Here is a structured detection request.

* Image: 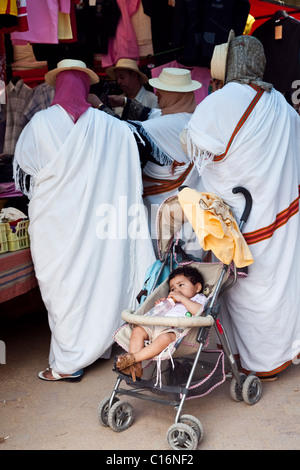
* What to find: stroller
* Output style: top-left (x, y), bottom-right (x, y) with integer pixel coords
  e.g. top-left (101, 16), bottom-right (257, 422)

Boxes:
top-left (98, 187), bottom-right (262, 450)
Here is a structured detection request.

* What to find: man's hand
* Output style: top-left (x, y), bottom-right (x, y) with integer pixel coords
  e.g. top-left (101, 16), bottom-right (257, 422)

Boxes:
top-left (108, 94), bottom-right (126, 108)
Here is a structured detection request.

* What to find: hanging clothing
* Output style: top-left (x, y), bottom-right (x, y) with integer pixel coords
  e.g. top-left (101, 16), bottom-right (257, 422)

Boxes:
top-left (13, 105), bottom-right (155, 374)
top-left (4, 78), bottom-right (33, 156)
top-left (0, 0), bottom-right (28, 34)
top-left (71, 0), bottom-right (121, 54)
top-left (23, 83), bottom-right (55, 122)
top-left (184, 79), bottom-right (300, 376)
top-left (252, 12), bottom-right (300, 99)
top-left (101, 0), bottom-right (140, 68)
top-left (0, 0), bottom-right (17, 16)
top-left (11, 0), bottom-right (71, 45)
top-left (142, 0), bottom-right (175, 66)
top-left (170, 0), bottom-right (250, 67)
top-left (0, 32), bottom-right (5, 83)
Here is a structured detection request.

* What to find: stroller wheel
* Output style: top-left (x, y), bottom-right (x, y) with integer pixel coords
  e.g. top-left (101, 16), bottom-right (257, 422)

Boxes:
top-left (230, 373), bottom-right (247, 402)
top-left (179, 414), bottom-right (204, 443)
top-left (98, 396), bottom-right (119, 427)
top-left (167, 423), bottom-right (199, 450)
top-left (242, 375), bottom-right (262, 405)
top-left (108, 400), bottom-right (134, 432)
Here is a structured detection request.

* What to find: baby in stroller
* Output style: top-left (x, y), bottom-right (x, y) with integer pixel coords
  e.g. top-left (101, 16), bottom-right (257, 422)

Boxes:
top-left (114, 266), bottom-right (207, 381)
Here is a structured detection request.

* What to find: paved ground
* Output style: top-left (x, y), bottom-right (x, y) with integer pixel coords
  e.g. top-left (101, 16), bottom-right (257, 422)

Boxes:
top-left (1, 307), bottom-right (300, 452)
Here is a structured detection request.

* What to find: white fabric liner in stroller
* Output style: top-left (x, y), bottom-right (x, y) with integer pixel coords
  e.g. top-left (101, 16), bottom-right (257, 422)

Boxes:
top-left (102, 188), bottom-right (262, 450)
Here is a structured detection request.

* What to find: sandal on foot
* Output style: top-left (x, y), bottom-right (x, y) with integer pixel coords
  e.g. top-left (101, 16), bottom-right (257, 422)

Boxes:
top-left (38, 368), bottom-right (83, 382)
top-left (119, 362), bottom-right (143, 382)
top-left (114, 353), bottom-right (136, 371)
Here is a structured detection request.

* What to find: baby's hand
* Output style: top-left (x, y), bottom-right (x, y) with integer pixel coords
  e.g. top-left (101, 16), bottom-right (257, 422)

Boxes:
top-left (168, 292), bottom-right (186, 303)
top-left (155, 297), bottom-right (166, 305)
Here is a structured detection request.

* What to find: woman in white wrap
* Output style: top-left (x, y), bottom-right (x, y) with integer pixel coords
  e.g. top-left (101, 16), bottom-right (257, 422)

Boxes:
top-left (140, 68), bottom-right (203, 242)
top-left (182, 33), bottom-right (300, 380)
top-left (13, 59), bottom-right (155, 381)
top-left (89, 68), bottom-right (204, 254)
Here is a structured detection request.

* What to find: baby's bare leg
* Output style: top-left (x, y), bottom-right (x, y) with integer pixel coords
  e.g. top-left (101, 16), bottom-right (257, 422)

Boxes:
top-left (133, 331), bottom-right (176, 363)
top-left (129, 326), bottom-right (149, 354)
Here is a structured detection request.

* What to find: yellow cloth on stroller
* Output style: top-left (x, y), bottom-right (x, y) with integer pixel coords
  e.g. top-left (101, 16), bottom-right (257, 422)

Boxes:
top-left (178, 188), bottom-right (254, 267)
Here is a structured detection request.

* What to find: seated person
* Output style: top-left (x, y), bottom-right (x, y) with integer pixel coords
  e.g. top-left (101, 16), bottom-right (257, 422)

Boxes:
top-left (114, 266), bottom-right (207, 381)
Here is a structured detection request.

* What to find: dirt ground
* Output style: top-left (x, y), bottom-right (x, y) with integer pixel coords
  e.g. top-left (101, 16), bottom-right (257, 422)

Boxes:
top-left (1, 295), bottom-right (300, 452)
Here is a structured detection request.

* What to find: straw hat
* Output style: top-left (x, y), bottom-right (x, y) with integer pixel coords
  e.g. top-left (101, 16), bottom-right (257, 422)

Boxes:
top-left (44, 59), bottom-right (99, 87)
top-left (105, 58), bottom-right (148, 84)
top-left (210, 30), bottom-right (235, 82)
top-left (148, 68), bottom-right (202, 92)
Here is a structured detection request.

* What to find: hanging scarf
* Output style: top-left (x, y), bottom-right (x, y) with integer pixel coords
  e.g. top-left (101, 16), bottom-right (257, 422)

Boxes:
top-left (51, 70), bottom-right (91, 122)
top-left (158, 90), bottom-right (197, 115)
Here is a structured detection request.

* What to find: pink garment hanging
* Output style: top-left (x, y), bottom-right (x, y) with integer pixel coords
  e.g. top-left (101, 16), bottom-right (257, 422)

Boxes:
top-left (151, 60), bottom-right (212, 105)
top-left (101, 0), bottom-right (140, 68)
top-left (51, 70), bottom-right (91, 123)
top-left (11, 0), bottom-right (71, 45)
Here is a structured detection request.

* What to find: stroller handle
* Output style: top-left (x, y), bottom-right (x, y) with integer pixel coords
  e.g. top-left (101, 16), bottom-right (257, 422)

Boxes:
top-left (232, 187), bottom-right (252, 226)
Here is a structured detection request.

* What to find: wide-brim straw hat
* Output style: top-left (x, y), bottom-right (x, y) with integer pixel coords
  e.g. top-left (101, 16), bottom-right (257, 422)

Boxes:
top-left (148, 68), bottom-right (202, 92)
top-left (44, 59), bottom-right (99, 87)
top-left (106, 58), bottom-right (148, 84)
top-left (210, 30), bottom-right (235, 82)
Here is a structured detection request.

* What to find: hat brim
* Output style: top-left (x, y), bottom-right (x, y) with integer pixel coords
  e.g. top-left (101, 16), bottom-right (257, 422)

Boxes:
top-left (210, 30), bottom-right (235, 82)
top-left (148, 77), bottom-right (202, 93)
top-left (106, 65), bottom-right (148, 85)
top-left (45, 66), bottom-right (99, 87)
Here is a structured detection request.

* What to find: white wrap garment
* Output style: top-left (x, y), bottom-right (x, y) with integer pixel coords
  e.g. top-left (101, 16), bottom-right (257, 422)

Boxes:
top-left (14, 105), bottom-right (155, 374)
top-left (184, 82), bottom-right (300, 374)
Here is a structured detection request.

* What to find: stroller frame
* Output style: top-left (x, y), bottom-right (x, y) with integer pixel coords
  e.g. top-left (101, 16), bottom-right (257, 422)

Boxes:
top-left (98, 187), bottom-right (262, 450)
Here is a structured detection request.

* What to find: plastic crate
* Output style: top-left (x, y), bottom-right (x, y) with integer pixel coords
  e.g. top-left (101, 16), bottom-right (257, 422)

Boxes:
top-left (0, 223), bottom-right (8, 254)
top-left (6, 219), bottom-right (30, 252)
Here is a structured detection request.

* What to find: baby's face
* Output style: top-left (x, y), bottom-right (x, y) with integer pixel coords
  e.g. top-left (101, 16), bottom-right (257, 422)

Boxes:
top-left (169, 274), bottom-right (201, 299)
